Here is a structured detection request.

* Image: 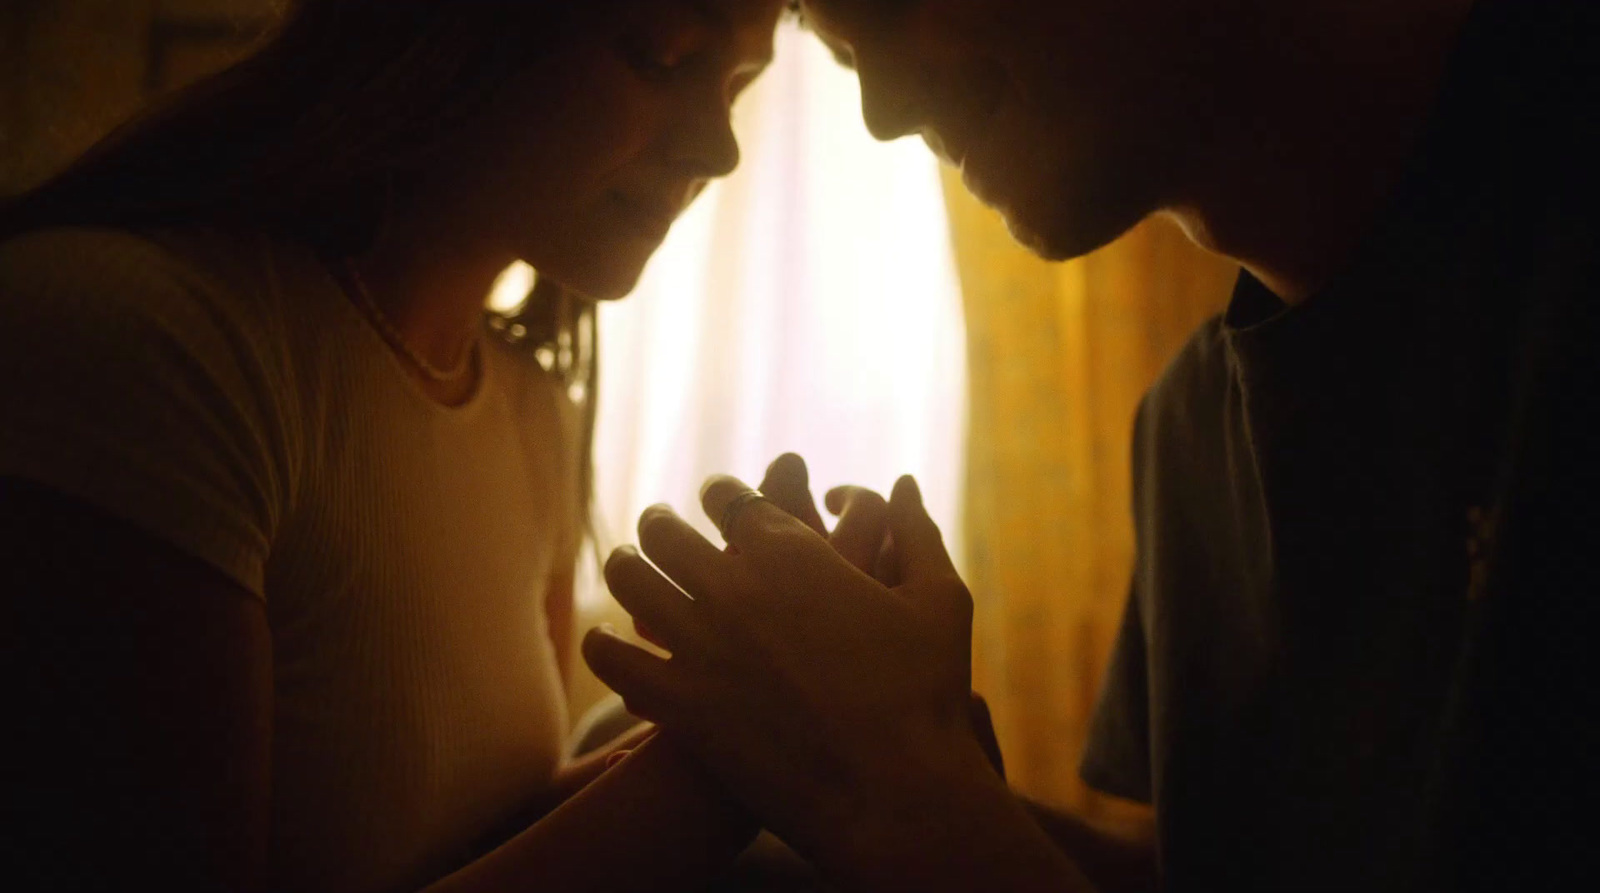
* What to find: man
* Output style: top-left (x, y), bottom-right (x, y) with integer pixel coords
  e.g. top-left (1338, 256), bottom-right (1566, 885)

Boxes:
top-left (585, 0), bottom-right (1598, 889)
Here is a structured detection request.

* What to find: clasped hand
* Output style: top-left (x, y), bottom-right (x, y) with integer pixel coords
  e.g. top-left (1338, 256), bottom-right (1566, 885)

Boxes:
top-left (584, 455), bottom-right (998, 861)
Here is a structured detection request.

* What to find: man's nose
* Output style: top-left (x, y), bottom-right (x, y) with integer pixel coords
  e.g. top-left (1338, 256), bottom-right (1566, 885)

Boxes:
top-left (857, 52), bottom-right (924, 142)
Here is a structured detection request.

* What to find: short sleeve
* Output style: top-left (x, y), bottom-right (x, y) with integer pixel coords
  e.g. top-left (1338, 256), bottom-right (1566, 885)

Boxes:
top-left (1079, 585), bottom-right (1153, 803)
top-left (0, 229), bottom-right (288, 598)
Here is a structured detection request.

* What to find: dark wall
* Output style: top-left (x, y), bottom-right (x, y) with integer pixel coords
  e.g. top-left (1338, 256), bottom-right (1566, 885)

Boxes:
top-left (0, 0), bottom-right (275, 196)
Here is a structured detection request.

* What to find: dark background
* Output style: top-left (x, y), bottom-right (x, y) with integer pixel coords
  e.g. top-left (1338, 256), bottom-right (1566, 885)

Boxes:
top-left (1, 0), bottom-right (277, 197)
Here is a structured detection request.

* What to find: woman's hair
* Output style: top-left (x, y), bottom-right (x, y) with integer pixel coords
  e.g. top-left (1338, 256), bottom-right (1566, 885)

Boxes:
top-left (1, 0), bottom-right (603, 540)
top-left (1, 0), bottom-right (596, 253)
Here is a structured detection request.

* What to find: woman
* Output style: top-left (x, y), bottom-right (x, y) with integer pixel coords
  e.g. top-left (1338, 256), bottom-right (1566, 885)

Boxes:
top-left (1, 1), bottom-right (788, 890)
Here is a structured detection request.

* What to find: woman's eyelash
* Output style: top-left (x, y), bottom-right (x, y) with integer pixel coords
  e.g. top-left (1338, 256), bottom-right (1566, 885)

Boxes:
top-left (623, 35), bottom-right (699, 81)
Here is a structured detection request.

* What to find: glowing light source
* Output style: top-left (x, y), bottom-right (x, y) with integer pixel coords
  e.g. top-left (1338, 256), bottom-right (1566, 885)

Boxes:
top-left (487, 260), bottom-right (536, 315)
top-left (580, 22), bottom-right (968, 608)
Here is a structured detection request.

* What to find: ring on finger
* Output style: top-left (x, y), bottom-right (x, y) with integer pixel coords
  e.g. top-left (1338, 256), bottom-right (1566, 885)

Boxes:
top-left (719, 489), bottom-right (769, 543)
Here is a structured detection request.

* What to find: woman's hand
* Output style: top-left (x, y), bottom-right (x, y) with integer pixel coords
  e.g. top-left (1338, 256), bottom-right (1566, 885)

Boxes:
top-left (753, 452), bottom-right (895, 583)
top-left (583, 472), bottom-right (992, 866)
top-left (755, 453), bottom-right (1004, 780)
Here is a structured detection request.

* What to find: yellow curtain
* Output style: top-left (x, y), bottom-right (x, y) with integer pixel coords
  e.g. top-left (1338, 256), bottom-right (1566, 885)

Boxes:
top-left (942, 169), bottom-right (1237, 819)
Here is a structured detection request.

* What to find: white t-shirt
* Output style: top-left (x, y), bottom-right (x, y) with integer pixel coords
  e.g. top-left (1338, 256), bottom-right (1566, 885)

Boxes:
top-left (0, 227), bottom-right (579, 893)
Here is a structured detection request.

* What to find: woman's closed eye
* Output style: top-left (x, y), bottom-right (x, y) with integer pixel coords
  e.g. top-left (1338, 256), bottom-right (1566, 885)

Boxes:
top-left (619, 12), bottom-right (713, 83)
top-left (622, 37), bottom-right (701, 81)
top-left (616, 1), bottom-right (776, 107)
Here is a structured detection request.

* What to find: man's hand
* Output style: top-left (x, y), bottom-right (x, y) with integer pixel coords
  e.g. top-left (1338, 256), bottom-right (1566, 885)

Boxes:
top-left (755, 453), bottom-right (1003, 778)
top-left (753, 452), bottom-right (896, 583)
top-left (583, 472), bottom-right (989, 862)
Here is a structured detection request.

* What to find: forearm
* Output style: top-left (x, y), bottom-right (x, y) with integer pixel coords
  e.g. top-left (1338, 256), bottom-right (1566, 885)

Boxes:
top-left (1021, 798), bottom-right (1159, 893)
top-left (423, 735), bottom-right (756, 893)
top-left (808, 742), bottom-right (1100, 893)
top-left (543, 721), bottom-right (656, 806)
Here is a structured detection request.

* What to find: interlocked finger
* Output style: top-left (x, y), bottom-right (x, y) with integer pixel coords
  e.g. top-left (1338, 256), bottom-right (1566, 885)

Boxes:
top-left (636, 504), bottom-right (729, 602)
top-left (825, 485), bottom-right (890, 577)
top-left (760, 453), bottom-right (827, 537)
top-left (581, 627), bottom-right (683, 725)
top-left (604, 545), bottom-right (703, 654)
top-left (701, 474), bottom-right (797, 552)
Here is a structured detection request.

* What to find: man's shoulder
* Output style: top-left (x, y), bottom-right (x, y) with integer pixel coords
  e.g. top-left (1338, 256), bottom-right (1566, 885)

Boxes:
top-left (1136, 313), bottom-right (1234, 442)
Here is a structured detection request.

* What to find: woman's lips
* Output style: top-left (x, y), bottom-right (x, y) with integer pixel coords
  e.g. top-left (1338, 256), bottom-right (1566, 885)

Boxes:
top-left (608, 192), bottom-right (677, 240)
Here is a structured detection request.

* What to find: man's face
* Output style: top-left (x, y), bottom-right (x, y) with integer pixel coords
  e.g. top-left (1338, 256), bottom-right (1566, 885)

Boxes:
top-left (800, 0), bottom-right (1217, 261)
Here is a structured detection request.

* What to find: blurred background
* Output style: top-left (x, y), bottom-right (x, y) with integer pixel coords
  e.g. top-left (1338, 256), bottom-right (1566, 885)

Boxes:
top-left (2, 1), bottom-right (1237, 821)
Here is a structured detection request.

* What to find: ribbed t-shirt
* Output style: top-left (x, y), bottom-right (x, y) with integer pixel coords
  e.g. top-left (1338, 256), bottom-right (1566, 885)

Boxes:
top-left (0, 226), bottom-right (580, 893)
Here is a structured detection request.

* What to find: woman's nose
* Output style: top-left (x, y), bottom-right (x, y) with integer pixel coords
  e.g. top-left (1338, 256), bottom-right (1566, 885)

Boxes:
top-left (671, 98), bottom-right (742, 180)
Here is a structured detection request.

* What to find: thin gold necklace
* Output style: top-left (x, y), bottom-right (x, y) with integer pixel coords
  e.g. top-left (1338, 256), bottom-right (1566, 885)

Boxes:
top-left (342, 260), bottom-right (476, 384)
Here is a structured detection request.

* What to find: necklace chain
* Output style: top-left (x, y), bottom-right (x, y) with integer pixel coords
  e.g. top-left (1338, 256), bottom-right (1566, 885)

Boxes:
top-left (343, 261), bottom-right (476, 384)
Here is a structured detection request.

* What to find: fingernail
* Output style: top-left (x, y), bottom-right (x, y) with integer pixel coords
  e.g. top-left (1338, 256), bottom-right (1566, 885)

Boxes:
top-left (605, 545), bottom-right (637, 572)
top-left (825, 488), bottom-right (845, 514)
top-left (598, 622), bottom-right (618, 637)
top-left (642, 503), bottom-right (676, 520)
top-left (773, 452), bottom-right (807, 483)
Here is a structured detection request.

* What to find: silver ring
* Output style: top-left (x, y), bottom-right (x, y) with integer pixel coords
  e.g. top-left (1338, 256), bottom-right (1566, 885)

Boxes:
top-left (718, 489), bottom-right (769, 543)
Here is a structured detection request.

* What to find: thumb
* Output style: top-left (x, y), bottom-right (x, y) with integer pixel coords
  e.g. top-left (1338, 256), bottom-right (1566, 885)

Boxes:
top-left (887, 475), bottom-right (957, 583)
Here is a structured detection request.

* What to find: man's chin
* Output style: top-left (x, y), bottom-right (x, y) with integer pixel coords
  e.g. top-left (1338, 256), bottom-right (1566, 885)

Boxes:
top-left (1002, 208), bottom-right (1125, 263)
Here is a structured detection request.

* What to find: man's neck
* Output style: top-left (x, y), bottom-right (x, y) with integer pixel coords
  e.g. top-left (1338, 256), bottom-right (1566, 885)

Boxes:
top-left (1164, 0), bottom-right (1477, 304)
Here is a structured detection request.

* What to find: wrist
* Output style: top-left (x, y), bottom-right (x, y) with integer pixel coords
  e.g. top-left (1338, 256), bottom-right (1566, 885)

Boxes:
top-left (803, 731), bottom-right (1094, 892)
top-left (808, 735), bottom-right (1029, 887)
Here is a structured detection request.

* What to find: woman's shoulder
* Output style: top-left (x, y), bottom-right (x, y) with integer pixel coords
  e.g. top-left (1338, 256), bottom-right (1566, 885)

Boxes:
top-left (0, 224), bottom-right (327, 371)
top-left (0, 224), bottom-right (280, 322)
top-left (0, 225), bottom-right (303, 597)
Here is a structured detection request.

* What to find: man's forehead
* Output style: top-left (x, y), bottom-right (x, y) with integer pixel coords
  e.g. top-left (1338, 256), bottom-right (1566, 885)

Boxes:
top-left (794, 0), bottom-right (888, 38)
top-left (792, 0), bottom-right (867, 67)
top-left (687, 0), bottom-right (789, 28)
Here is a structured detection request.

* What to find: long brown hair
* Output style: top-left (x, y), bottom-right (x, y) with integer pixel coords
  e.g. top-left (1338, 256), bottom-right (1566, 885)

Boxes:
top-left (1, 0), bottom-right (602, 538)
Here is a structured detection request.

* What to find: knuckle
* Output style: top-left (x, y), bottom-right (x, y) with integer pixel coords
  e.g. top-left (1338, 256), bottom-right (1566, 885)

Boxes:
top-left (763, 527), bottom-right (814, 564)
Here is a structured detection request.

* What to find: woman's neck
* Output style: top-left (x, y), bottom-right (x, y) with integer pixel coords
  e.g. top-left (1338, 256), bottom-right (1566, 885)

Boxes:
top-left (344, 187), bottom-right (517, 400)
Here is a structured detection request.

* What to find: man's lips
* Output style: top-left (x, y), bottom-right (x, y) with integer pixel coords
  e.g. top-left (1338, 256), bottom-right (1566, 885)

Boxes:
top-left (923, 127), bottom-right (967, 169)
top-left (949, 132), bottom-right (1003, 209)
top-left (927, 126), bottom-right (996, 206)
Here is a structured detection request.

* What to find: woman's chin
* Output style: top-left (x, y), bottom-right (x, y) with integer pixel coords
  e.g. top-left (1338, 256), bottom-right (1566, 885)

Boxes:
top-left (520, 243), bottom-right (649, 302)
top-left (551, 261), bottom-right (648, 302)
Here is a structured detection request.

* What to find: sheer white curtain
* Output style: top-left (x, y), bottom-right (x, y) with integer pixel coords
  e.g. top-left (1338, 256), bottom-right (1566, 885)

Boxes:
top-left (583, 22), bottom-right (967, 604)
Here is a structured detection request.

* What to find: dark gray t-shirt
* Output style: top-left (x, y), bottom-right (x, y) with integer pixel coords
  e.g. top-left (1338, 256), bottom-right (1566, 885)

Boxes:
top-left (1080, 2), bottom-right (1599, 890)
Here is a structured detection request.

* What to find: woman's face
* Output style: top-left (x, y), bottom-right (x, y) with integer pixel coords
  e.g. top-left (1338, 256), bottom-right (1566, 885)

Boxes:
top-left (446, 0), bottom-right (786, 300)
